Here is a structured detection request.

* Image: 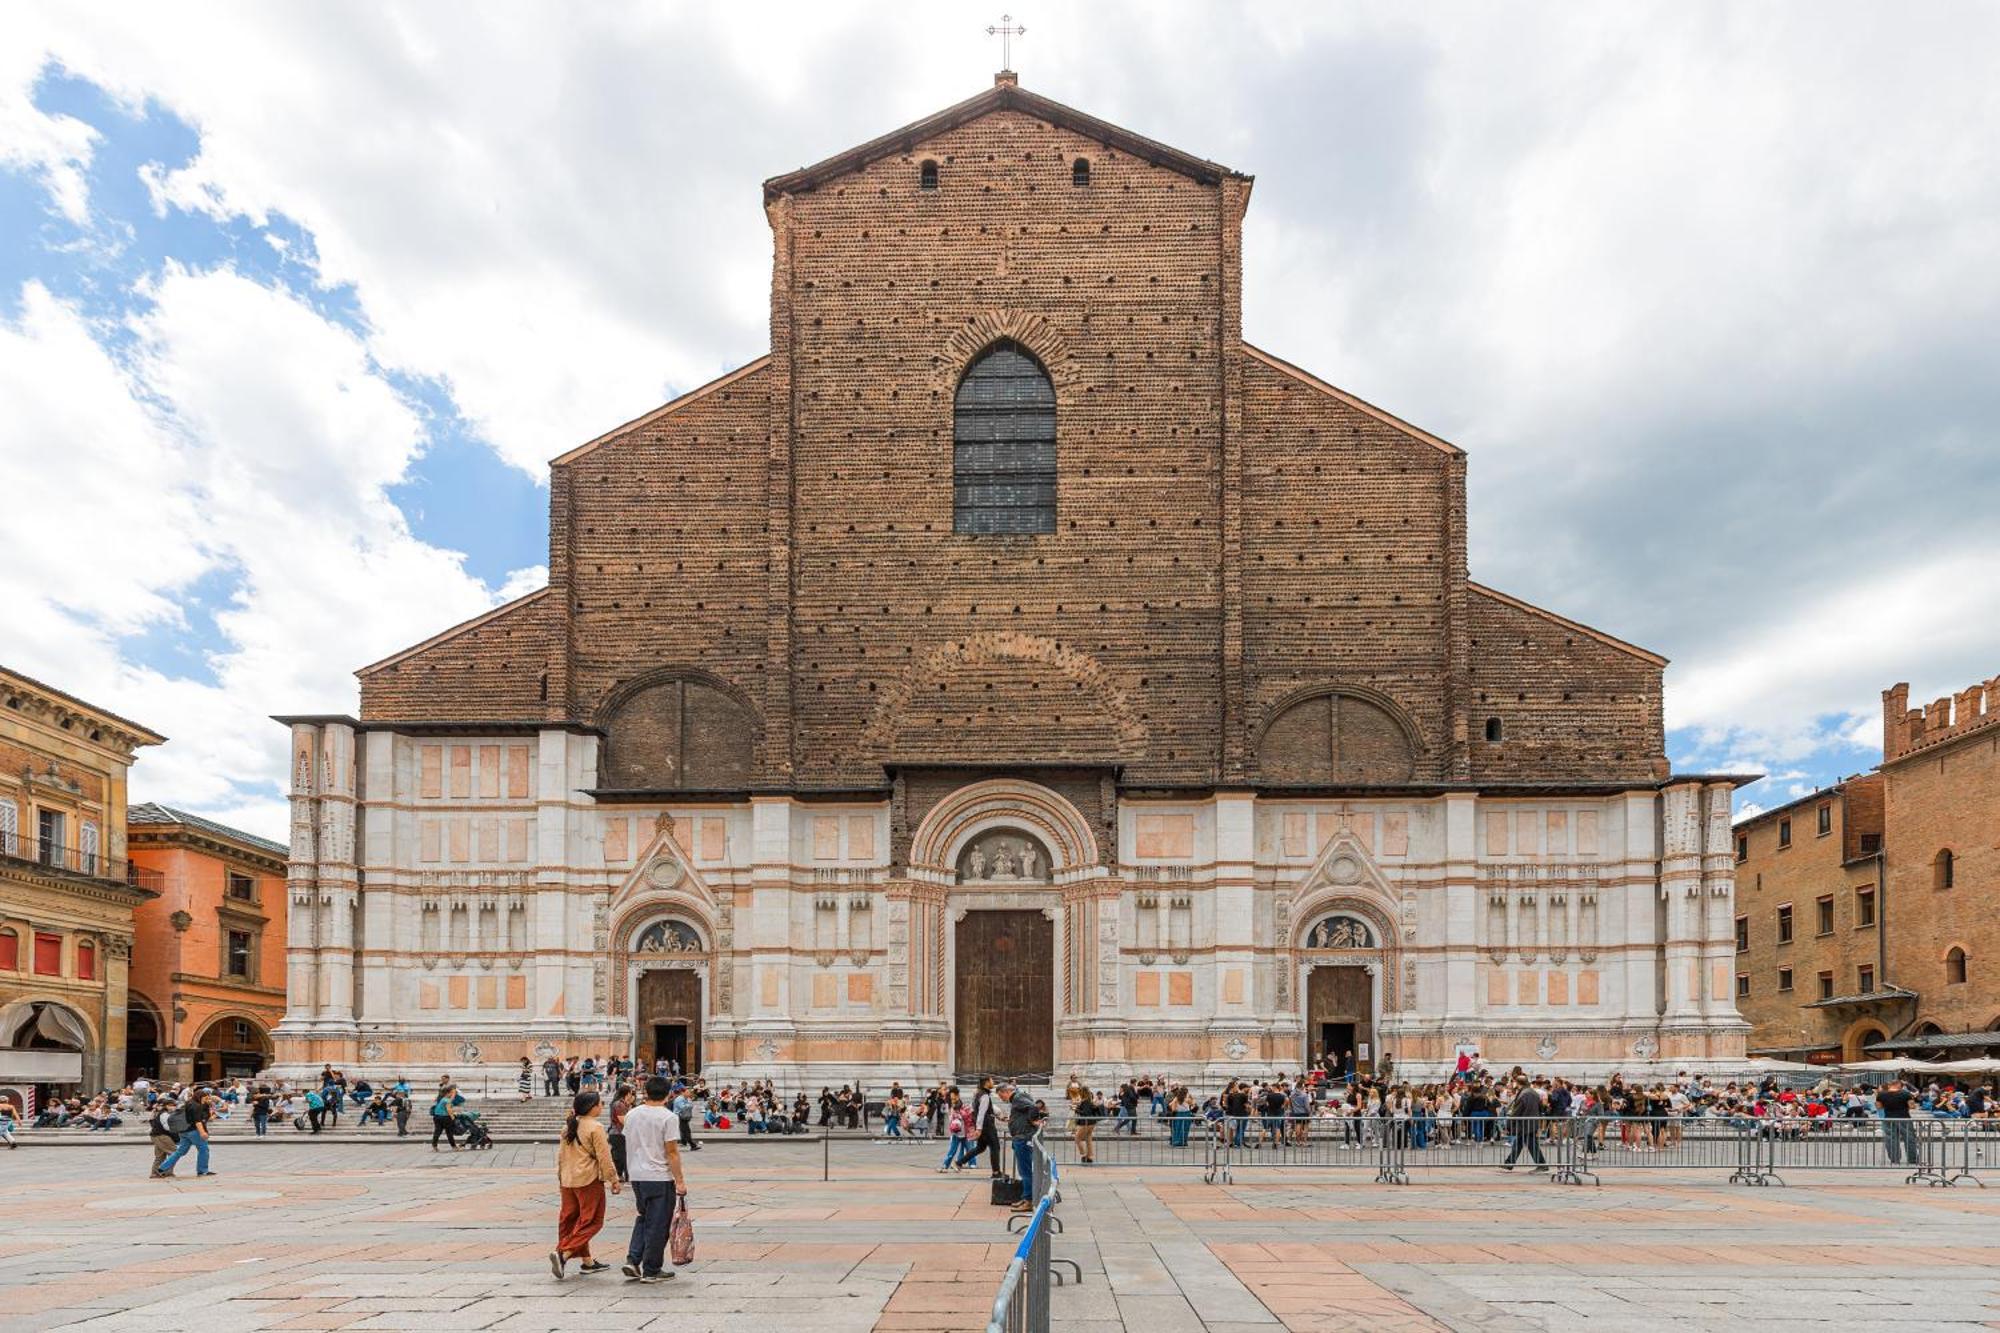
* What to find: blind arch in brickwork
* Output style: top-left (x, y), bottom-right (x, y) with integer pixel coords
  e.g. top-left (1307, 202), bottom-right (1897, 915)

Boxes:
top-left (596, 667), bottom-right (761, 790)
top-left (1254, 684), bottom-right (1421, 785)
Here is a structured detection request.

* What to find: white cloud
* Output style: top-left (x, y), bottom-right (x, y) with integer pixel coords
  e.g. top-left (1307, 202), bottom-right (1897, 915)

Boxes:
top-left (0, 269), bottom-right (533, 838)
top-left (3, 1), bottom-right (1997, 825)
top-left (1667, 544), bottom-right (2000, 776)
top-left (0, 41), bottom-right (97, 224)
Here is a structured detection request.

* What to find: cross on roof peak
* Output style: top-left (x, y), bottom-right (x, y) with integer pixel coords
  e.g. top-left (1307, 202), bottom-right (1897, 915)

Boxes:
top-left (987, 13), bottom-right (1025, 74)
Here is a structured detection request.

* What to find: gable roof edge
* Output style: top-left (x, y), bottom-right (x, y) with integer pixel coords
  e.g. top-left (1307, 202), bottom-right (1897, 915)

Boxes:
top-left (356, 587), bottom-right (553, 678)
top-left (552, 356), bottom-right (772, 466)
top-left (1242, 344), bottom-right (1463, 457)
top-left (763, 82), bottom-right (1247, 201)
top-left (1468, 581), bottom-right (1668, 668)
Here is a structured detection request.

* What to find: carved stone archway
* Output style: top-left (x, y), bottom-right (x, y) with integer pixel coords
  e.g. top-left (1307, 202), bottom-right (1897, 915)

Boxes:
top-left (1281, 827), bottom-right (1406, 1071)
top-left (907, 778), bottom-right (1102, 884)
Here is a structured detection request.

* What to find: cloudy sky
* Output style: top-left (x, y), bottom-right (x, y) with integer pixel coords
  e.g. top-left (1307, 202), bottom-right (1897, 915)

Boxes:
top-left (3, 1), bottom-right (1995, 839)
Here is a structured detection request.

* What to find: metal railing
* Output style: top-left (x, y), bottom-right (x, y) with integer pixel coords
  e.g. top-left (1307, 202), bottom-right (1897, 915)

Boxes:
top-left (987, 1132), bottom-right (1082, 1333)
top-left (1201, 1113), bottom-right (1994, 1188)
top-left (0, 833), bottom-right (128, 883)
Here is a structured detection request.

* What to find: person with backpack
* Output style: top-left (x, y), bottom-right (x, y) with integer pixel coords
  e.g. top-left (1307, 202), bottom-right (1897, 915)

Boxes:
top-left (550, 1091), bottom-right (619, 1280)
top-left (250, 1085), bottom-right (273, 1137)
top-left (305, 1086), bottom-right (327, 1134)
top-left (672, 1083), bottom-right (700, 1153)
top-left (937, 1089), bottom-right (971, 1171)
top-left (1071, 1087), bottom-right (1102, 1164)
top-left (607, 1083), bottom-right (634, 1181)
top-left (147, 1095), bottom-right (179, 1177)
top-left (967, 1076), bottom-right (1000, 1176)
top-left (154, 1087), bottom-right (217, 1179)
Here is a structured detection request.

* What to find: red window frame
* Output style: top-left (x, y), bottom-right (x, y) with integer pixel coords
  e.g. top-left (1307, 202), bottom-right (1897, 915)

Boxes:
top-left (33, 932), bottom-right (62, 976)
top-left (76, 938), bottom-right (96, 981)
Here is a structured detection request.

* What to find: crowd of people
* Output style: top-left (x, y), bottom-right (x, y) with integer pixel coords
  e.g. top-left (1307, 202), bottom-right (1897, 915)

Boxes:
top-left (1040, 1060), bottom-right (2000, 1170)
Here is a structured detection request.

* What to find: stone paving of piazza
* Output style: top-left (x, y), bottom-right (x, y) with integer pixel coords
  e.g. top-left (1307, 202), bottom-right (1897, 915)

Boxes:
top-left (4, 1135), bottom-right (2000, 1332)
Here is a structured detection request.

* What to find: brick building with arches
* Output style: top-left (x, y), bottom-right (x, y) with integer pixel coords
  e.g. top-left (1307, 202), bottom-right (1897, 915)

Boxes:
top-left (125, 804), bottom-right (288, 1084)
top-left (272, 75), bottom-right (1750, 1086)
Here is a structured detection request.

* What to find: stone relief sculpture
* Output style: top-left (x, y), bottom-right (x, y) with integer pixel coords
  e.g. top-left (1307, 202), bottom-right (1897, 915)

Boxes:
top-left (956, 829), bottom-right (1053, 884)
top-left (633, 918), bottom-right (704, 954)
top-left (1305, 914), bottom-right (1373, 949)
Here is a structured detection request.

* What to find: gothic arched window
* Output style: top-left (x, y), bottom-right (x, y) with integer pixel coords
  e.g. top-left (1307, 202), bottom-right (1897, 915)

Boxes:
top-left (953, 341), bottom-right (1056, 534)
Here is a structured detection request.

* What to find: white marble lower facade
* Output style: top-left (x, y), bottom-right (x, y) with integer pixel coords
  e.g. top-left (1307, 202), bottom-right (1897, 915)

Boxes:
top-left (271, 720), bottom-right (1749, 1088)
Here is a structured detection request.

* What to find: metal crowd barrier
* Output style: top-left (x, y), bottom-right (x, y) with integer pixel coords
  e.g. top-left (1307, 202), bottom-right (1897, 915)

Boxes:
top-left (987, 1132), bottom-right (1082, 1333)
top-left (1201, 1113), bottom-right (1991, 1188)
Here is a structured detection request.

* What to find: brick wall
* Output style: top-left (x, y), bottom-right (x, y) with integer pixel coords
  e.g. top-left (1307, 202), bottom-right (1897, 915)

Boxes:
top-left (1733, 777), bottom-right (1884, 1058)
top-left (1881, 724), bottom-right (1998, 1035)
top-left (1465, 589), bottom-right (1666, 785)
top-left (351, 89), bottom-right (1671, 798)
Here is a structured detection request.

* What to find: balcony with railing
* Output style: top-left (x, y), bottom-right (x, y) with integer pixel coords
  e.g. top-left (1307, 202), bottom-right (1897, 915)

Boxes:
top-left (0, 831), bottom-right (133, 886)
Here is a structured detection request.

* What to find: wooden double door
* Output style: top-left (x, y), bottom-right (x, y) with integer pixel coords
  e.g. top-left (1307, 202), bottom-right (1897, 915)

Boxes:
top-left (1307, 964), bottom-right (1375, 1072)
top-left (954, 910), bottom-right (1055, 1079)
top-left (636, 969), bottom-right (702, 1074)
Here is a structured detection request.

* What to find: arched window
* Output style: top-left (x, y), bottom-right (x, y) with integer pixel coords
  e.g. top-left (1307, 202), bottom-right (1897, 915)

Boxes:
top-left (919, 159), bottom-right (938, 191)
top-left (1072, 157), bottom-right (1091, 187)
top-left (1947, 947), bottom-right (1968, 985)
top-left (1484, 716), bottom-right (1504, 743)
top-left (953, 341), bottom-right (1056, 533)
top-left (1936, 848), bottom-right (1955, 890)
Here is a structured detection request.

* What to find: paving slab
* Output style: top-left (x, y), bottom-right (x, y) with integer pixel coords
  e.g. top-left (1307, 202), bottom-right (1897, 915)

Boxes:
top-left (3, 1140), bottom-right (1999, 1330)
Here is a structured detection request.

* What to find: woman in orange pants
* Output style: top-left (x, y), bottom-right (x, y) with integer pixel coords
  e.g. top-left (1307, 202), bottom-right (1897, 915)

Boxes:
top-left (551, 1091), bottom-right (620, 1279)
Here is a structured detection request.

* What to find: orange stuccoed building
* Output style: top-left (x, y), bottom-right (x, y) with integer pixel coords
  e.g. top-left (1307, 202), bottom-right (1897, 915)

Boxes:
top-left (125, 805), bottom-right (288, 1083)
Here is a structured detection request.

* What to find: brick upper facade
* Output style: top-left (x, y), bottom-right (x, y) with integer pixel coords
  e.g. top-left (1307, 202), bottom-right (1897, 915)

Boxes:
top-left (357, 78), bottom-right (1669, 799)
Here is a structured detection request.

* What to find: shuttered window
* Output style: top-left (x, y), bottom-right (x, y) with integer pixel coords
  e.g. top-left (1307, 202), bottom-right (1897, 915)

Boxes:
top-left (954, 342), bottom-right (1055, 533)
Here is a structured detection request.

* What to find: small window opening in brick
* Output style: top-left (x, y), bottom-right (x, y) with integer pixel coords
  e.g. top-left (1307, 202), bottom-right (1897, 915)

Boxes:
top-left (1484, 716), bottom-right (1504, 743)
top-left (919, 160), bottom-right (938, 190)
top-left (1072, 157), bottom-right (1091, 187)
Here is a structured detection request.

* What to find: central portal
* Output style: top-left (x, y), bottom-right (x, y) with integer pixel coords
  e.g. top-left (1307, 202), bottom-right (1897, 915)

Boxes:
top-left (636, 969), bottom-right (702, 1074)
top-left (954, 909), bottom-right (1055, 1080)
top-left (1307, 964), bottom-right (1375, 1074)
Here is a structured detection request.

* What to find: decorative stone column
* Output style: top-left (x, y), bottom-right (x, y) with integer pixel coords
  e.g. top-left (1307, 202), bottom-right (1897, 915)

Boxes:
top-left (1659, 781), bottom-right (1704, 1022)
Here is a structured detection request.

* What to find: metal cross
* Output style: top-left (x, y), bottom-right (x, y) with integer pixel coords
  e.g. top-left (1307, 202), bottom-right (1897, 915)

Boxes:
top-left (987, 13), bottom-right (1025, 71)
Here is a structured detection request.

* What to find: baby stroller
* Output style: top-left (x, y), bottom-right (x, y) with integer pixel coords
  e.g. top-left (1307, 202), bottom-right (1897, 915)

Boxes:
top-left (454, 1108), bottom-right (494, 1150)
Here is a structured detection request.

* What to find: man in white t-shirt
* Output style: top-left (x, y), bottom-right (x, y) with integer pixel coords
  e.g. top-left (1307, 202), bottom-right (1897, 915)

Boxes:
top-left (620, 1076), bottom-right (688, 1283)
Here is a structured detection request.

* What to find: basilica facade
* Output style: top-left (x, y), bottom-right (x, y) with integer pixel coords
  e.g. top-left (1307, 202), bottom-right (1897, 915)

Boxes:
top-left (273, 75), bottom-right (1749, 1086)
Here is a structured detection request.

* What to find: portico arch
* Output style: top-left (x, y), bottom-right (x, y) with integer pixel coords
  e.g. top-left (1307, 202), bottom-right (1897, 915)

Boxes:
top-left (1841, 1018), bottom-right (1890, 1064)
top-left (190, 1011), bottom-right (273, 1082)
